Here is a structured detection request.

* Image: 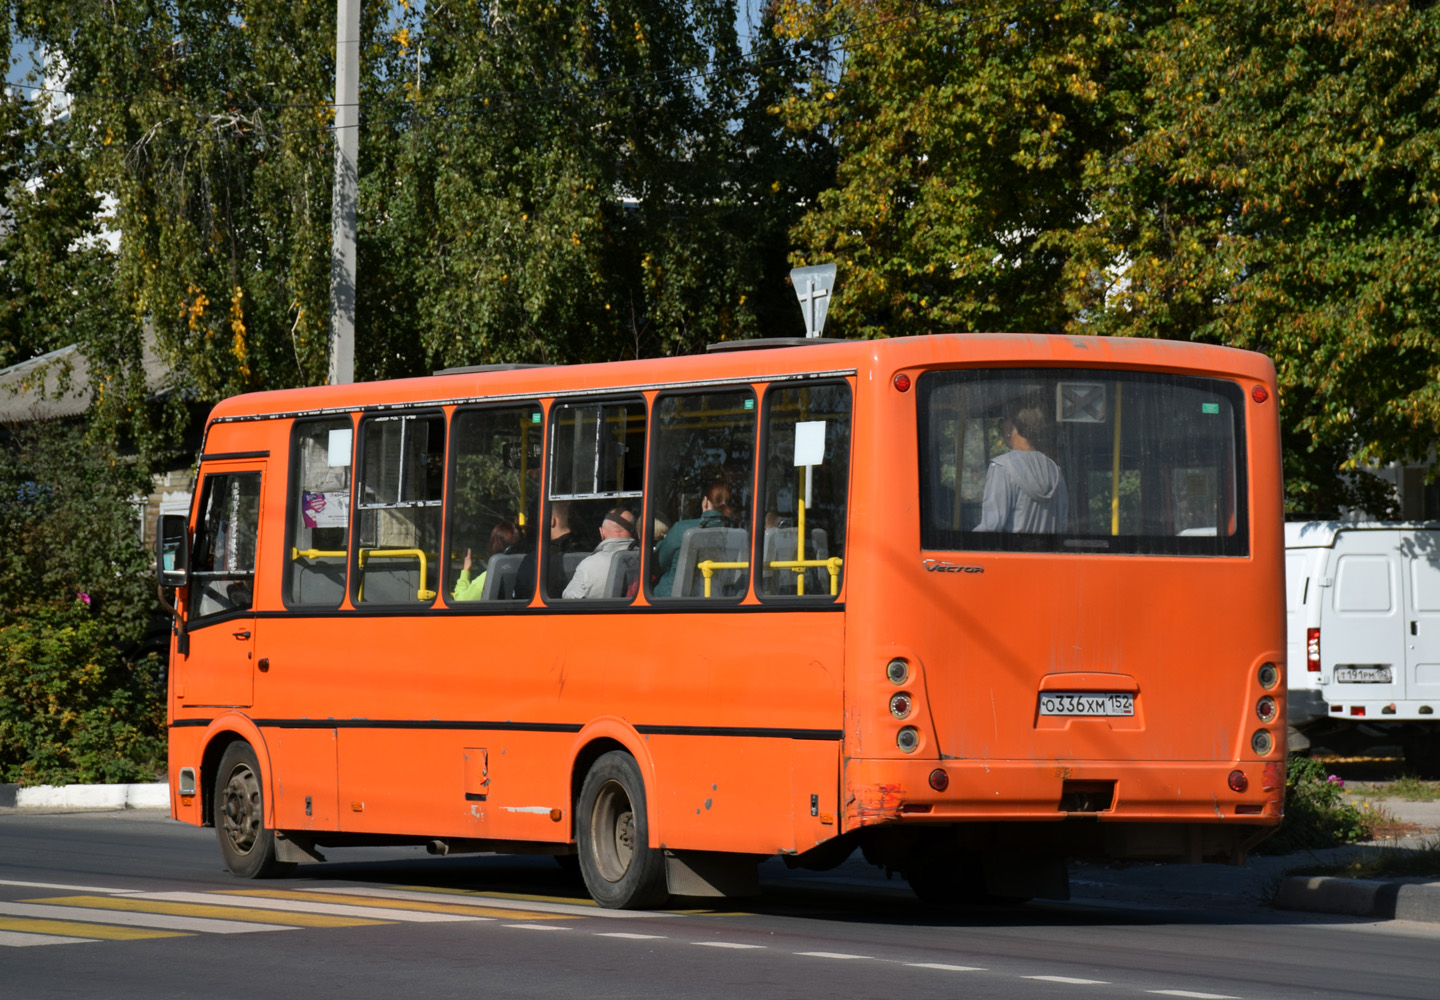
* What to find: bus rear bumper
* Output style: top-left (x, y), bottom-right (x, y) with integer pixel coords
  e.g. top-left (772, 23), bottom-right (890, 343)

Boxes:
top-left (842, 757), bottom-right (1282, 862)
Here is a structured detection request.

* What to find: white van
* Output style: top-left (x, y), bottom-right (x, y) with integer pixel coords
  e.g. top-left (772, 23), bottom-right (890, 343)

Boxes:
top-left (1285, 521), bottom-right (1440, 776)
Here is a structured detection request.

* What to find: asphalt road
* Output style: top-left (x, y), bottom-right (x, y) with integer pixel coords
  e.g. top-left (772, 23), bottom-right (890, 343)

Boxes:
top-left (1, 810), bottom-right (1436, 1000)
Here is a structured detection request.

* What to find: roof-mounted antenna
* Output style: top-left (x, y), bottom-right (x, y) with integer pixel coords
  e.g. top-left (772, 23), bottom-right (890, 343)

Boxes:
top-left (791, 264), bottom-right (837, 338)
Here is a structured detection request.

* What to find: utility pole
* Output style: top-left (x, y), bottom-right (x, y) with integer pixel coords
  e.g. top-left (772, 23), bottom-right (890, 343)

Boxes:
top-left (328, 0), bottom-right (359, 386)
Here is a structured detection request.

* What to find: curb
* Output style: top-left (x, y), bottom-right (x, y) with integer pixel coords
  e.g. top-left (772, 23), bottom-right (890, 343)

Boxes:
top-left (0, 782), bottom-right (169, 810)
top-left (1275, 875), bottom-right (1440, 923)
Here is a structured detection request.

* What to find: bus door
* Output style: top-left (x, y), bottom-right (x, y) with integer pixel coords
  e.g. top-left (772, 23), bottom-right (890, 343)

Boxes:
top-left (181, 464), bottom-right (266, 708)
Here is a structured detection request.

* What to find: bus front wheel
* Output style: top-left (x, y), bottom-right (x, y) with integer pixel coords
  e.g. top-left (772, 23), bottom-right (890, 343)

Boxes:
top-left (214, 742), bottom-right (295, 879)
top-left (577, 751), bottom-right (669, 909)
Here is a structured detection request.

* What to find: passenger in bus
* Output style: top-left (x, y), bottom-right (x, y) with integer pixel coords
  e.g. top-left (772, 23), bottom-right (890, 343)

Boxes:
top-left (515, 500), bottom-right (581, 600)
top-left (452, 521), bottom-right (520, 601)
top-left (975, 405), bottom-right (1068, 533)
top-left (653, 482), bottom-right (730, 597)
top-left (562, 508), bottom-right (637, 599)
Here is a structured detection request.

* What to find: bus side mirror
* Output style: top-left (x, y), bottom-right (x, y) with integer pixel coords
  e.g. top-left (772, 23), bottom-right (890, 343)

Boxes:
top-left (157, 513), bottom-right (190, 589)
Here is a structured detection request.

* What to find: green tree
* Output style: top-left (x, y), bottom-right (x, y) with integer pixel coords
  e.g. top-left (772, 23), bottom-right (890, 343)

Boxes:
top-left (363, 0), bottom-right (831, 370)
top-left (777, 0), bottom-right (1440, 513)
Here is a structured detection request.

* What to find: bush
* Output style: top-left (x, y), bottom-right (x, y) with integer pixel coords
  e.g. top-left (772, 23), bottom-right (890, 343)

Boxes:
top-left (1261, 755), bottom-right (1373, 854)
top-left (0, 598), bottom-right (165, 784)
top-left (0, 425), bottom-right (168, 785)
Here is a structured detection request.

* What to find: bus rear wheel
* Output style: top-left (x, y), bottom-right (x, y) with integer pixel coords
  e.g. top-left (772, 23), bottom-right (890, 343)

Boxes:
top-left (214, 742), bottom-right (295, 879)
top-left (577, 751), bottom-right (669, 909)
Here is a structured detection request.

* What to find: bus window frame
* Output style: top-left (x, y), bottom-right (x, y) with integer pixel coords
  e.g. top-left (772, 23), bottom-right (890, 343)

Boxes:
top-left (754, 377), bottom-right (853, 606)
top-left (349, 406), bottom-right (449, 609)
top-left (442, 398), bottom-right (547, 612)
top-left (540, 393), bottom-right (649, 607)
top-left (282, 413), bottom-right (357, 612)
top-left (643, 383), bottom-right (760, 607)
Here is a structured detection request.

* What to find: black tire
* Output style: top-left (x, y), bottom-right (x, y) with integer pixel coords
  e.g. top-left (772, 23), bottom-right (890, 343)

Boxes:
top-left (576, 751), bottom-right (669, 909)
top-left (213, 742), bottom-right (295, 879)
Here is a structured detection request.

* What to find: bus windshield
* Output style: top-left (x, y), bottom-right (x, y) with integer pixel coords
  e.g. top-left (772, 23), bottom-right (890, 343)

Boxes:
top-left (918, 368), bottom-right (1248, 556)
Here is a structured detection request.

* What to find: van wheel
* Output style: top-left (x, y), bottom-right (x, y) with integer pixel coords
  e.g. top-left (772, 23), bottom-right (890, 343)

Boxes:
top-left (577, 751), bottom-right (669, 909)
top-left (214, 742), bottom-right (296, 879)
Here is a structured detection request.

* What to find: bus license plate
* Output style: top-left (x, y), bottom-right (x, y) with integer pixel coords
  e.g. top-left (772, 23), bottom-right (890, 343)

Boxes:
top-left (1039, 693), bottom-right (1134, 717)
top-left (1335, 666), bottom-right (1392, 684)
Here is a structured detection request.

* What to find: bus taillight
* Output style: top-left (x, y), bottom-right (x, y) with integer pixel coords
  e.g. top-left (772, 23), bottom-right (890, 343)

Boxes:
top-left (1228, 770), bottom-right (1248, 793)
top-left (1251, 729), bottom-right (1274, 755)
top-left (1255, 696), bottom-right (1277, 723)
top-left (886, 658), bottom-right (909, 685)
top-left (890, 693), bottom-right (913, 719)
top-left (1306, 628), bottom-right (1321, 672)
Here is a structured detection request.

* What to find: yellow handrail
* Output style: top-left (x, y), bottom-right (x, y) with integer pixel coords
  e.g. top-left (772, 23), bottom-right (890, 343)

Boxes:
top-left (766, 557), bottom-right (845, 597)
top-left (292, 547), bottom-right (347, 560)
top-left (697, 560), bottom-right (750, 598)
top-left (357, 548), bottom-right (437, 602)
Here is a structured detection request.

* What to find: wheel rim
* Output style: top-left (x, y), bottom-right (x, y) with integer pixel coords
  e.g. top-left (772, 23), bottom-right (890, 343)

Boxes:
top-left (220, 762), bottom-right (263, 856)
top-left (590, 779), bottom-right (636, 883)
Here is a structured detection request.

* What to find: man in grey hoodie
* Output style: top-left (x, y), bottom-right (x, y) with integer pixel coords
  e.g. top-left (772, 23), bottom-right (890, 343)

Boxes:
top-left (975, 405), bottom-right (1068, 533)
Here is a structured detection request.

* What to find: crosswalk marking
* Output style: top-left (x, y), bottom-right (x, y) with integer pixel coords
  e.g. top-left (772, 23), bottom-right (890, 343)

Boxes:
top-left (0, 879), bottom-right (140, 894)
top-left (0, 900), bottom-right (291, 934)
top-left (317, 885), bottom-right (655, 919)
top-left (132, 890), bottom-right (482, 923)
top-left (219, 888), bottom-right (564, 921)
top-left (0, 916), bottom-right (188, 941)
top-left (0, 929), bottom-right (95, 947)
top-left (27, 895), bottom-right (385, 928)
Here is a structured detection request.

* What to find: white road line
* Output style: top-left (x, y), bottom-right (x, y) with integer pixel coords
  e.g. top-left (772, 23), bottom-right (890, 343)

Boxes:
top-left (906, 963), bottom-right (986, 972)
top-left (1147, 992), bottom-right (1240, 999)
top-left (0, 879), bottom-right (139, 894)
top-left (502, 924), bottom-right (571, 930)
top-left (595, 932), bottom-right (667, 940)
top-left (315, 886), bottom-right (666, 919)
top-left (0, 930), bottom-right (96, 947)
top-left (694, 941), bottom-right (766, 949)
top-left (1024, 976), bottom-right (1110, 985)
top-left (132, 892), bottom-right (479, 923)
top-left (0, 902), bottom-right (292, 935)
top-left (796, 951), bottom-right (871, 960)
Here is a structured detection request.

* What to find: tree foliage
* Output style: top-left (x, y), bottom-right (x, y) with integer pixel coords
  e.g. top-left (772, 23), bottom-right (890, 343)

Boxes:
top-left (777, 0), bottom-right (1440, 514)
top-left (0, 424), bottom-right (167, 784)
top-left (7, 0), bottom-right (829, 414)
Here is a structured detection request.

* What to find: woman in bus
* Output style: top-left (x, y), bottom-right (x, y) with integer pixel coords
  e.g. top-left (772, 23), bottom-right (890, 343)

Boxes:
top-left (453, 520), bottom-right (520, 601)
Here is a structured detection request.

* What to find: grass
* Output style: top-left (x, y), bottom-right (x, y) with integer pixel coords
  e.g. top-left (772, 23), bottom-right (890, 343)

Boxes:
top-left (1348, 775), bottom-right (1440, 802)
top-left (1286, 837), bottom-right (1440, 881)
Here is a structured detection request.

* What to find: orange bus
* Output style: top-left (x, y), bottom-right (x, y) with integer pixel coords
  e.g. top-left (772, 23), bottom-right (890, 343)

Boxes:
top-left (156, 333), bottom-right (1286, 908)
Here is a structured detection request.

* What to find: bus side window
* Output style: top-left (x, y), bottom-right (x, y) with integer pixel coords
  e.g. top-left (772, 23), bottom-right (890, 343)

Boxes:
top-left (647, 388), bottom-right (756, 600)
top-left (192, 471), bottom-right (262, 618)
top-left (757, 382), bottom-right (851, 599)
top-left (446, 404), bottom-right (542, 604)
top-left (545, 398), bottom-right (646, 602)
top-left (286, 418), bottom-right (353, 607)
top-left (355, 412), bottom-right (445, 604)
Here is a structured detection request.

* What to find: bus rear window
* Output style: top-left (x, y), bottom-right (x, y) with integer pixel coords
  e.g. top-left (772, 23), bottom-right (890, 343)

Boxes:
top-left (918, 369), bottom-right (1248, 556)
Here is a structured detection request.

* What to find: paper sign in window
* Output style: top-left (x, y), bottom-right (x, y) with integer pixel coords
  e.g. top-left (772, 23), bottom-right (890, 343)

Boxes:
top-left (302, 490), bottom-right (351, 529)
top-left (327, 428), bottom-right (353, 467)
top-left (794, 421), bottom-right (827, 467)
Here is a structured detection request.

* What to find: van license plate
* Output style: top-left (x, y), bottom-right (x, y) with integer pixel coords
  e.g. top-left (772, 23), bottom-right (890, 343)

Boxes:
top-left (1334, 666), bottom-right (1392, 684)
top-left (1038, 693), bottom-right (1134, 716)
